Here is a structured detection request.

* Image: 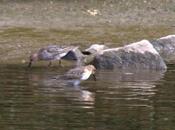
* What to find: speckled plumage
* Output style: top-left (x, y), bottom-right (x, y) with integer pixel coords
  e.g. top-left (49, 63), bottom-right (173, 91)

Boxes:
top-left (38, 45), bottom-right (76, 60)
top-left (64, 65), bottom-right (96, 81)
top-left (28, 45), bottom-right (79, 67)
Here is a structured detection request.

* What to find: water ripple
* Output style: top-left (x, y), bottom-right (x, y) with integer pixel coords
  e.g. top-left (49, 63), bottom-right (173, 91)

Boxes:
top-left (0, 65), bottom-right (174, 130)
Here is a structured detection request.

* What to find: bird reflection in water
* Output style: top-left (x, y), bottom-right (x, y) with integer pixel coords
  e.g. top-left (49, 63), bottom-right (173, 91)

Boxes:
top-left (28, 71), bottom-right (95, 106)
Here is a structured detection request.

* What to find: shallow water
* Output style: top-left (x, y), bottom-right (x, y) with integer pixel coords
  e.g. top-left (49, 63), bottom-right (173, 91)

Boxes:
top-left (0, 64), bottom-right (174, 130)
top-left (0, 1), bottom-right (175, 129)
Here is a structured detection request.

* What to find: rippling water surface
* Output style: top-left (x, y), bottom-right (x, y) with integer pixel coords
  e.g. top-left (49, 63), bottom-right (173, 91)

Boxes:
top-left (0, 64), bottom-right (174, 130)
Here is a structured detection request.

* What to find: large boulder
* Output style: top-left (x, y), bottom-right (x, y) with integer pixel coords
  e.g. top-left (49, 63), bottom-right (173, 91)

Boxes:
top-left (150, 35), bottom-right (175, 62)
top-left (92, 40), bottom-right (167, 70)
top-left (82, 44), bottom-right (108, 55)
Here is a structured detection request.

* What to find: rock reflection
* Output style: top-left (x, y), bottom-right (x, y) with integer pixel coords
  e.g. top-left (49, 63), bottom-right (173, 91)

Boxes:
top-left (94, 69), bottom-right (165, 108)
top-left (97, 69), bottom-right (165, 82)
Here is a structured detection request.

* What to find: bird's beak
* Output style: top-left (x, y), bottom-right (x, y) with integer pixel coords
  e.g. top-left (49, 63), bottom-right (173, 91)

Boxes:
top-left (28, 60), bottom-right (32, 68)
top-left (92, 74), bottom-right (96, 81)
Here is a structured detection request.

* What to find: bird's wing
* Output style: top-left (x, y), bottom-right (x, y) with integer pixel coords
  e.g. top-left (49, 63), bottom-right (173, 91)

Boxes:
top-left (61, 46), bottom-right (78, 52)
top-left (64, 67), bottom-right (85, 79)
top-left (46, 45), bottom-right (76, 53)
top-left (46, 45), bottom-right (67, 59)
top-left (46, 45), bottom-right (63, 53)
top-left (57, 46), bottom-right (79, 58)
top-left (40, 45), bottom-right (79, 59)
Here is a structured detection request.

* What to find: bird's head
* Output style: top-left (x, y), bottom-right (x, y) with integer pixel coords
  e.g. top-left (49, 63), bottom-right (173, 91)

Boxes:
top-left (86, 65), bottom-right (97, 81)
top-left (28, 53), bottom-right (38, 67)
top-left (30, 53), bottom-right (39, 62)
top-left (89, 65), bottom-right (96, 74)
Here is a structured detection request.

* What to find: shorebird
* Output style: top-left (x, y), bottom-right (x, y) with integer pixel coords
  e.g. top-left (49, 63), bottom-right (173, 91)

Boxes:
top-left (62, 65), bottom-right (96, 86)
top-left (28, 45), bottom-right (82, 67)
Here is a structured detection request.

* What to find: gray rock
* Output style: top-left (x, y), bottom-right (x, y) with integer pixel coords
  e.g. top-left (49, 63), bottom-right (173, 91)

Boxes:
top-left (93, 40), bottom-right (167, 70)
top-left (62, 47), bottom-right (85, 66)
top-left (62, 47), bottom-right (84, 60)
top-left (82, 44), bottom-right (108, 55)
top-left (150, 35), bottom-right (175, 62)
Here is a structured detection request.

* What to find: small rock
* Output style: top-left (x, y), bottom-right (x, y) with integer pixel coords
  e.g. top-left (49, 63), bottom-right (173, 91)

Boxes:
top-left (21, 60), bottom-right (26, 64)
top-left (86, 9), bottom-right (101, 16)
top-left (17, 44), bottom-right (22, 48)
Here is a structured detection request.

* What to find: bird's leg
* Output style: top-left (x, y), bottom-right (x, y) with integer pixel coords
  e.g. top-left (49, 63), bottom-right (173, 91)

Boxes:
top-left (76, 58), bottom-right (82, 67)
top-left (92, 74), bottom-right (97, 81)
top-left (28, 60), bottom-right (32, 68)
top-left (59, 60), bottom-right (63, 67)
top-left (48, 61), bottom-right (52, 67)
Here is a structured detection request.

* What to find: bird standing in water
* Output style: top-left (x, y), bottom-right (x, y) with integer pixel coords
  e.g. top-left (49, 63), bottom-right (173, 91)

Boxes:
top-left (63, 65), bottom-right (96, 86)
top-left (28, 45), bottom-right (82, 67)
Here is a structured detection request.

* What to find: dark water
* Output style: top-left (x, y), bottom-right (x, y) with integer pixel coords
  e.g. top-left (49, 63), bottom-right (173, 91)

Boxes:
top-left (0, 64), bottom-right (174, 130)
top-left (0, 0), bottom-right (175, 129)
